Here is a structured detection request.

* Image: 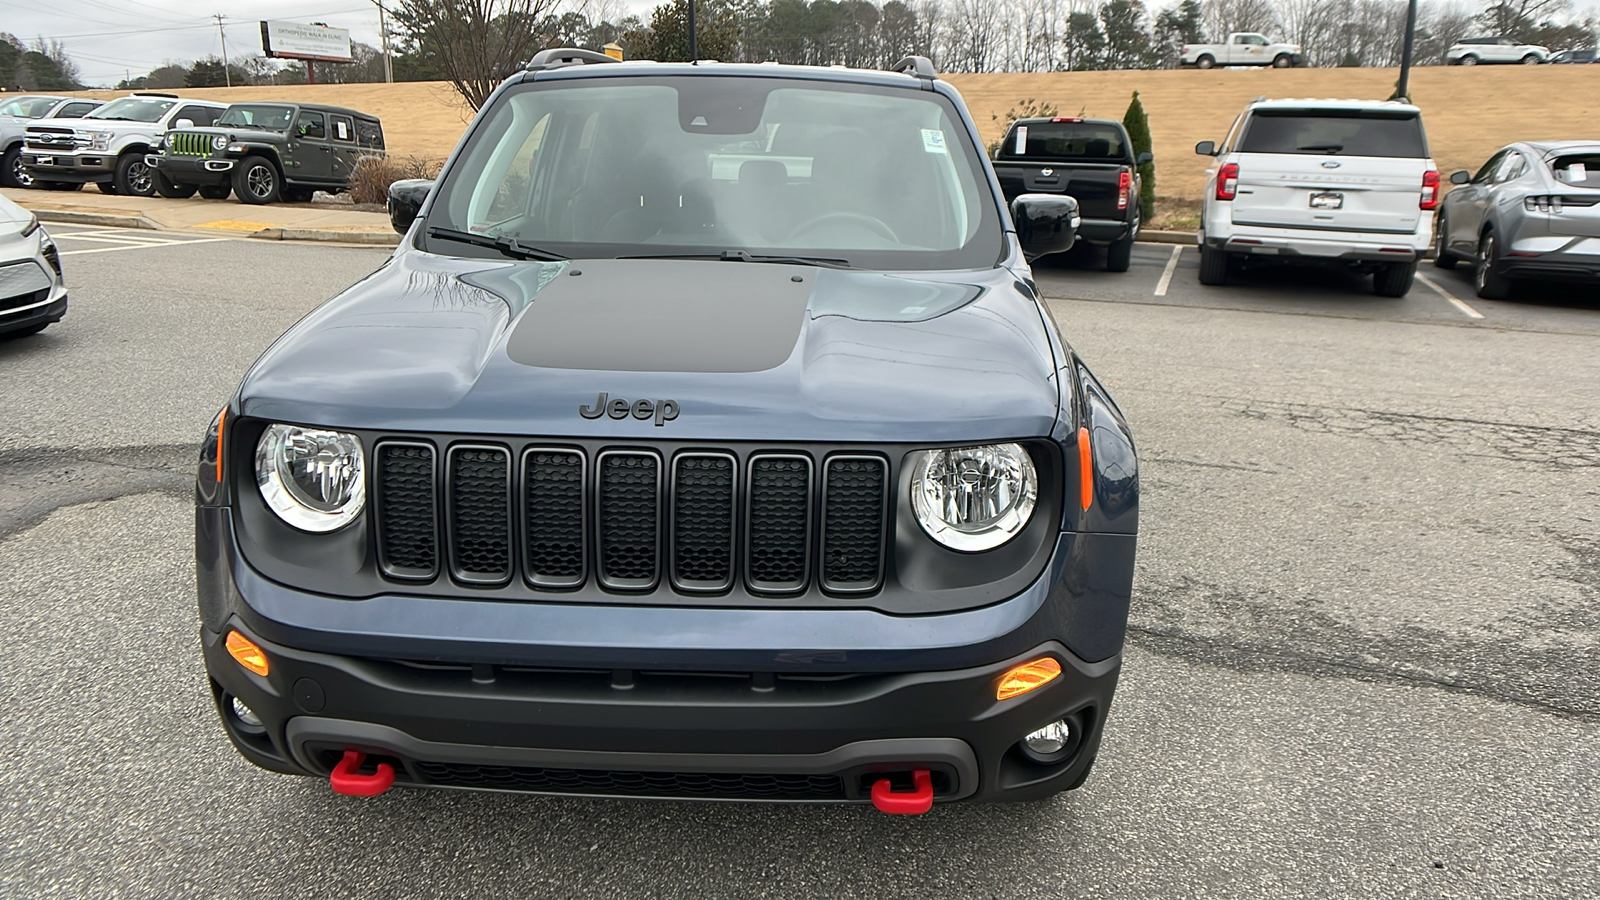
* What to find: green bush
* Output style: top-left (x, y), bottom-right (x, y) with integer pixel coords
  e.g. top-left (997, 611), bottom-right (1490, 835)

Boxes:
top-left (988, 98), bottom-right (1061, 156)
top-left (1122, 91), bottom-right (1156, 219)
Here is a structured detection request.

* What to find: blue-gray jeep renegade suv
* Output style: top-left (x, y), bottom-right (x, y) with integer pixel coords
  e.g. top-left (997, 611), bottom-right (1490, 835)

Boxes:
top-left (195, 50), bottom-right (1137, 812)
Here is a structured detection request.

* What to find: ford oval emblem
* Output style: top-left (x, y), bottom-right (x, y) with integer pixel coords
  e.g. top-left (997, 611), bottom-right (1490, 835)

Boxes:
top-left (1321, 160), bottom-right (1340, 168)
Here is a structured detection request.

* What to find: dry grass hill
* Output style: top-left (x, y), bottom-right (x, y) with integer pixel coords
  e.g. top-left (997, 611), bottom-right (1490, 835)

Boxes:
top-left (66, 66), bottom-right (1600, 210)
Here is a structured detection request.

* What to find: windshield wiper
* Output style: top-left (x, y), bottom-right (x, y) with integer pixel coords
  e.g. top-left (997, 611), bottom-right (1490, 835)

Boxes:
top-left (1298, 143), bottom-right (1344, 154)
top-left (619, 250), bottom-right (852, 269)
top-left (426, 227), bottom-right (567, 261)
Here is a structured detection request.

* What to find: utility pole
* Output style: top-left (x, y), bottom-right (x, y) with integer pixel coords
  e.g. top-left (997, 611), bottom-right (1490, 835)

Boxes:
top-left (1395, 0), bottom-right (1418, 101)
top-left (687, 0), bottom-right (697, 62)
top-left (213, 14), bottom-right (231, 87)
top-left (370, 0), bottom-right (393, 82)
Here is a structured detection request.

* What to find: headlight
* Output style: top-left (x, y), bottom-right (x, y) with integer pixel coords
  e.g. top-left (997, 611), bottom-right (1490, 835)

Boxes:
top-left (255, 424), bottom-right (366, 532)
top-left (88, 130), bottom-right (112, 151)
top-left (911, 443), bottom-right (1037, 552)
top-left (212, 135), bottom-right (229, 151)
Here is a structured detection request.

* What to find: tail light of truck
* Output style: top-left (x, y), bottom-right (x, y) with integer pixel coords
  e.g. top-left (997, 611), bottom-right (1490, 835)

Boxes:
top-left (1216, 163), bottom-right (1239, 201)
top-left (1050, 117), bottom-right (1083, 123)
top-left (1118, 168), bottom-right (1132, 210)
top-left (1420, 170), bottom-right (1441, 210)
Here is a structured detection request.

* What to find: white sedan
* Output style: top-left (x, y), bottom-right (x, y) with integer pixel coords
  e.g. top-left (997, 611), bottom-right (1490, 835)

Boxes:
top-left (0, 193), bottom-right (67, 339)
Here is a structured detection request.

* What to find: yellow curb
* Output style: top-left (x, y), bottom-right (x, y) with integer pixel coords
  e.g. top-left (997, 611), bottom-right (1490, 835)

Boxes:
top-left (193, 219), bottom-right (282, 232)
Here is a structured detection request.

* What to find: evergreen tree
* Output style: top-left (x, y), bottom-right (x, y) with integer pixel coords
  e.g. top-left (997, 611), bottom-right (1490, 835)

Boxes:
top-left (1122, 90), bottom-right (1155, 218)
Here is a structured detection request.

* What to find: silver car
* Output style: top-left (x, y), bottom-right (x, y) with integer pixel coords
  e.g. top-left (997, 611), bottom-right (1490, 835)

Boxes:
top-left (1433, 141), bottom-right (1600, 298)
top-left (0, 193), bottom-right (68, 338)
top-left (1, 95), bottom-right (105, 188)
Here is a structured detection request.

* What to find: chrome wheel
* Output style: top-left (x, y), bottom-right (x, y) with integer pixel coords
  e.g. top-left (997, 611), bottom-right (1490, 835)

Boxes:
top-left (246, 165), bottom-right (275, 199)
top-left (128, 161), bottom-right (153, 194)
top-left (1476, 234), bottom-right (1494, 292)
top-left (11, 155), bottom-right (31, 188)
top-left (1460, 55), bottom-right (1478, 66)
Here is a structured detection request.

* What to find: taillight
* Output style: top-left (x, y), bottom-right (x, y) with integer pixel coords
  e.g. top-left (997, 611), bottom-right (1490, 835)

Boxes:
top-left (1420, 169), bottom-right (1440, 210)
top-left (1216, 163), bottom-right (1239, 201)
top-left (1117, 168), bottom-right (1131, 210)
top-left (1524, 195), bottom-right (1564, 213)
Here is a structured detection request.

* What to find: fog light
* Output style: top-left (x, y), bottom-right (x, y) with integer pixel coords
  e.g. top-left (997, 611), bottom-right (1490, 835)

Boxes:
top-left (1020, 718), bottom-right (1080, 765)
top-left (231, 696), bottom-right (263, 728)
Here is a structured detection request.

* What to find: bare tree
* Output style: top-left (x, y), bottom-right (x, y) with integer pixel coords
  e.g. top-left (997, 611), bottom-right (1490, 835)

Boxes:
top-left (1203, 0), bottom-right (1280, 38)
top-left (393, 0), bottom-right (568, 109)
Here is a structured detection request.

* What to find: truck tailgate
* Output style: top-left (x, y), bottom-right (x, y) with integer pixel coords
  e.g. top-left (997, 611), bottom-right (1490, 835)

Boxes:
top-left (1231, 153), bottom-right (1427, 235)
top-left (994, 161), bottom-right (1126, 220)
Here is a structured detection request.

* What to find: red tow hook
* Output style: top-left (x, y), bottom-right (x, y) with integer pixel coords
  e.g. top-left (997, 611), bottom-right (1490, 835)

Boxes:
top-left (870, 768), bottom-right (934, 815)
top-left (329, 750), bottom-right (396, 797)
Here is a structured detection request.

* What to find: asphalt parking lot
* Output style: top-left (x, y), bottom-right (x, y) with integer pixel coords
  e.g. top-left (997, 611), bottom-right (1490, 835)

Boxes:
top-left (2, 228), bottom-right (1597, 899)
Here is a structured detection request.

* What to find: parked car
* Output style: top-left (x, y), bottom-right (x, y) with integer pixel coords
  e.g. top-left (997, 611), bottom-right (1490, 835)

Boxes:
top-left (1549, 48), bottom-right (1598, 64)
top-left (148, 102), bottom-right (386, 204)
top-left (0, 193), bottom-right (68, 339)
top-left (21, 93), bottom-right (227, 196)
top-left (1433, 141), bottom-right (1600, 298)
top-left (992, 116), bottom-right (1145, 271)
top-left (198, 49), bottom-right (1139, 812)
top-left (1445, 37), bottom-right (1550, 65)
top-left (1195, 98), bottom-right (1439, 297)
top-left (1, 95), bottom-right (104, 189)
top-left (1180, 33), bottom-right (1305, 68)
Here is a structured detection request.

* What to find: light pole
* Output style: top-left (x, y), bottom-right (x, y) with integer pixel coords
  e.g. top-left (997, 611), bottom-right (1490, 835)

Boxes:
top-left (369, 0), bottom-right (394, 83)
top-left (1395, 0), bottom-right (1418, 101)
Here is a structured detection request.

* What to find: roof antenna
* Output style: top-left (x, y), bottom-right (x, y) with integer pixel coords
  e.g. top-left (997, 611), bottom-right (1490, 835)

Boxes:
top-left (688, 0), bottom-right (698, 63)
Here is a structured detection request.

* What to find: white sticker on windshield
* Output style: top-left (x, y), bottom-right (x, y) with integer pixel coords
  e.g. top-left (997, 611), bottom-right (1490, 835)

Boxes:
top-left (921, 128), bottom-right (948, 155)
top-left (1566, 163), bottom-right (1587, 182)
top-left (1015, 125), bottom-right (1028, 154)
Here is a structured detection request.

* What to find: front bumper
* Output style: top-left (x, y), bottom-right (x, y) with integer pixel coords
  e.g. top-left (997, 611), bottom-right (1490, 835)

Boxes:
top-left (0, 255), bottom-right (67, 335)
top-left (199, 508), bottom-right (1134, 804)
top-left (149, 155), bottom-right (233, 186)
top-left (22, 152), bottom-right (113, 182)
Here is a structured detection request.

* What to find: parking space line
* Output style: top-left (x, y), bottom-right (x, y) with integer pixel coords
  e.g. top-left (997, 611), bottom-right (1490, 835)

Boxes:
top-left (51, 233), bottom-right (172, 247)
top-left (1153, 245), bottom-right (1184, 297)
top-left (61, 238), bottom-right (235, 256)
top-left (1416, 272), bottom-right (1485, 319)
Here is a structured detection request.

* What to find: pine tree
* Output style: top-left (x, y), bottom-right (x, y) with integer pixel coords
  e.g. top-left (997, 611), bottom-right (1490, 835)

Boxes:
top-left (1122, 90), bottom-right (1155, 219)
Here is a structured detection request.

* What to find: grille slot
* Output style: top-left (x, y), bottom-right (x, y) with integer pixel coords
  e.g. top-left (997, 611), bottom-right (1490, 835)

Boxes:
top-left (446, 445), bottom-right (511, 584)
top-left (522, 448), bottom-right (586, 588)
top-left (596, 451), bottom-right (661, 590)
top-left (671, 453), bottom-right (736, 592)
top-left (413, 761), bottom-right (845, 800)
top-left (820, 455), bottom-right (889, 592)
top-left (374, 442), bottom-right (438, 580)
top-left (746, 454), bottom-right (813, 593)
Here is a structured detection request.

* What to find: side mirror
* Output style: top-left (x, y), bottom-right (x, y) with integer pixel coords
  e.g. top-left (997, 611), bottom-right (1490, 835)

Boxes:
top-left (1449, 170), bottom-right (1471, 185)
top-left (174, 118), bottom-right (194, 130)
top-left (1012, 194), bottom-right (1079, 262)
top-left (388, 178), bottom-right (434, 235)
top-left (1194, 140), bottom-right (1216, 156)
top-left (1136, 150), bottom-right (1153, 166)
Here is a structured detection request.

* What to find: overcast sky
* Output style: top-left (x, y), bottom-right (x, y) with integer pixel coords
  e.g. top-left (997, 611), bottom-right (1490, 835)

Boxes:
top-left (7, 0), bottom-right (653, 88)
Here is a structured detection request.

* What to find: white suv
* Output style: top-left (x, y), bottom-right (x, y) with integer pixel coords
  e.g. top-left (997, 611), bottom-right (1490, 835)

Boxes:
top-left (1194, 98), bottom-right (1439, 297)
top-left (1446, 37), bottom-right (1550, 65)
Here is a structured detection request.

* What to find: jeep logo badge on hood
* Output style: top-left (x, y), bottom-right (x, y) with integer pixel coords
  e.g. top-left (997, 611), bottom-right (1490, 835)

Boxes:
top-left (579, 392), bottom-right (680, 426)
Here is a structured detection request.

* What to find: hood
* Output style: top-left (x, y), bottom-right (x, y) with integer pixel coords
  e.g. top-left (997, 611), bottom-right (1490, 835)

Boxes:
top-left (238, 253), bottom-right (1061, 444)
top-left (177, 126), bottom-right (286, 141)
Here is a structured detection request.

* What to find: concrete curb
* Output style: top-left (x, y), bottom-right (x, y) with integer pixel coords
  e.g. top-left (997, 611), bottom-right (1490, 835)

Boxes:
top-left (249, 227), bottom-right (400, 246)
top-left (34, 210), bottom-right (161, 231)
top-left (1137, 230), bottom-right (1197, 245)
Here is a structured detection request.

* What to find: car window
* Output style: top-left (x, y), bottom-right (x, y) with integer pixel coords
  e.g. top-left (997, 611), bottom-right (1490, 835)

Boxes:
top-left (296, 111), bottom-right (327, 141)
top-left (1493, 152), bottom-right (1525, 183)
top-left (356, 119), bottom-right (384, 150)
top-left (176, 105), bottom-right (220, 127)
top-left (428, 76), bottom-right (1002, 271)
top-left (330, 115), bottom-right (355, 143)
top-left (1233, 35), bottom-right (1250, 44)
top-left (1247, 35), bottom-right (1268, 45)
top-left (1472, 151), bottom-right (1505, 183)
top-left (56, 101), bottom-right (98, 118)
top-left (0, 96), bottom-right (62, 118)
top-left (218, 104), bottom-right (294, 130)
top-left (1238, 109), bottom-right (1428, 158)
top-left (995, 121), bottom-right (1125, 161)
top-left (1548, 152), bottom-right (1600, 186)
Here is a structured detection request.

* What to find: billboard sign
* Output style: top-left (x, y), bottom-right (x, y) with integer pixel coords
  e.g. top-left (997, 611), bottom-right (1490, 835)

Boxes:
top-left (260, 21), bottom-right (353, 63)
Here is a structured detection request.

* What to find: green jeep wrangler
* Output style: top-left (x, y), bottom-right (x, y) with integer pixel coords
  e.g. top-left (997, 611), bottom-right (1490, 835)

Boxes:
top-left (146, 102), bottom-right (385, 204)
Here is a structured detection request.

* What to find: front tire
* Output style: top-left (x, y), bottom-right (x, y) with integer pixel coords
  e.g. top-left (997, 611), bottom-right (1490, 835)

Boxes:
top-left (1, 145), bottom-right (30, 188)
top-left (1272, 54), bottom-right (1292, 68)
top-left (1460, 55), bottom-right (1479, 66)
top-left (114, 153), bottom-right (155, 196)
top-left (1373, 261), bottom-right (1416, 297)
top-left (1521, 54), bottom-right (1541, 65)
top-left (233, 156), bottom-right (280, 205)
top-left (1432, 212), bottom-right (1457, 269)
top-left (1106, 235), bottom-right (1134, 272)
top-left (1196, 54), bottom-right (1215, 69)
top-left (1198, 244), bottom-right (1230, 285)
top-left (1474, 231), bottom-right (1512, 299)
top-left (198, 184), bottom-right (231, 200)
top-left (154, 171), bottom-right (198, 199)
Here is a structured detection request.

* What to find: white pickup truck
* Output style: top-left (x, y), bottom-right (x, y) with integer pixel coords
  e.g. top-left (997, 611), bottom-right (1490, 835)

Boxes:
top-left (1181, 33), bottom-right (1305, 68)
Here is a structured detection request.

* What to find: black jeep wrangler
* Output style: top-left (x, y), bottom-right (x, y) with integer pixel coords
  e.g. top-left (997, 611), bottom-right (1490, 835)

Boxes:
top-left (148, 102), bottom-right (384, 204)
top-left (199, 50), bottom-right (1137, 812)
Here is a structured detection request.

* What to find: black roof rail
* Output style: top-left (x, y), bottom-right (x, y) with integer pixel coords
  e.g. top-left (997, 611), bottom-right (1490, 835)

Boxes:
top-left (525, 48), bottom-right (621, 71)
top-left (132, 91), bottom-right (180, 98)
top-left (890, 56), bottom-right (937, 80)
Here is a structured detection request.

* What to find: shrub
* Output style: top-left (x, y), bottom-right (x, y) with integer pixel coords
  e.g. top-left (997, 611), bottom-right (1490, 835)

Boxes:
top-left (348, 154), bottom-right (444, 206)
top-left (988, 98), bottom-right (1062, 156)
top-left (1122, 91), bottom-right (1156, 219)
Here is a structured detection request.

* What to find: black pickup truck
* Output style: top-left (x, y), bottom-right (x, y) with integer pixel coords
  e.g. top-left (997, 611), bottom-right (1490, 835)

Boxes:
top-left (993, 117), bottom-right (1149, 271)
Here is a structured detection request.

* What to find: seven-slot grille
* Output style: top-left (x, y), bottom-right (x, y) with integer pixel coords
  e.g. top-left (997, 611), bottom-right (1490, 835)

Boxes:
top-left (372, 442), bottom-right (889, 595)
top-left (167, 132), bottom-right (215, 156)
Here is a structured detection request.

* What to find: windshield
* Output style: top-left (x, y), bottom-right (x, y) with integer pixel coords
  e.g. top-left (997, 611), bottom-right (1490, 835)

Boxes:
top-left (1238, 109), bottom-right (1429, 158)
top-left (86, 97), bottom-right (176, 123)
top-left (423, 75), bottom-right (1002, 270)
top-left (217, 104), bottom-right (295, 130)
top-left (996, 121), bottom-right (1126, 161)
top-left (0, 96), bottom-right (63, 118)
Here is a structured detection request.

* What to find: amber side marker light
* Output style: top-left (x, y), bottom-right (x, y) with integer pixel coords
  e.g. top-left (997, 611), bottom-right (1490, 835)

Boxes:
top-left (997, 657), bottom-right (1062, 701)
top-left (226, 630), bottom-right (269, 677)
top-left (1077, 426), bottom-right (1093, 511)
